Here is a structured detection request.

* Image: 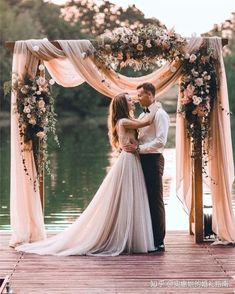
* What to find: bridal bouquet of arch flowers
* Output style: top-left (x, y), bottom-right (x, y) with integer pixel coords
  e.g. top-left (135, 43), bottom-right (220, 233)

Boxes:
top-left (12, 64), bottom-right (59, 181)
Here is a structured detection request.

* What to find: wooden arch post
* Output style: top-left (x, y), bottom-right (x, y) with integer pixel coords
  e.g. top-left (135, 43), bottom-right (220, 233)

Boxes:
top-left (189, 38), bottom-right (229, 243)
top-left (5, 38), bottom-right (228, 240)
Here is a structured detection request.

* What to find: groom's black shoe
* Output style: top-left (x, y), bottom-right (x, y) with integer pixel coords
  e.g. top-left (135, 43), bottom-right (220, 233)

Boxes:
top-left (148, 244), bottom-right (165, 253)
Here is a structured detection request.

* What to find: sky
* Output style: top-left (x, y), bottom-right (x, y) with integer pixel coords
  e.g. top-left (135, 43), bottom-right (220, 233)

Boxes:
top-left (51, 0), bottom-right (235, 36)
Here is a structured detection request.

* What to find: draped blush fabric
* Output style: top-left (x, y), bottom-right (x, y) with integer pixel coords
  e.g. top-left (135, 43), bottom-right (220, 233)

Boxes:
top-left (16, 122), bottom-right (155, 256)
top-left (207, 38), bottom-right (235, 241)
top-left (10, 42), bottom-right (46, 247)
top-left (10, 37), bottom-right (235, 247)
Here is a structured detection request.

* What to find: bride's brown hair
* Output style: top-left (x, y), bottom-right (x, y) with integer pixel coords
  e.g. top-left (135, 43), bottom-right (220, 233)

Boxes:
top-left (108, 93), bottom-right (131, 149)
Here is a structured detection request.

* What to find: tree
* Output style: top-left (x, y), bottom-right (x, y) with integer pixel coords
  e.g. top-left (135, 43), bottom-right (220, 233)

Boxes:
top-left (60, 0), bottom-right (165, 36)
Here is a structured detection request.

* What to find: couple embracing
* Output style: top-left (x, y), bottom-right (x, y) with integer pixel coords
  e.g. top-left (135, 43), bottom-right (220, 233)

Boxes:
top-left (16, 83), bottom-right (170, 256)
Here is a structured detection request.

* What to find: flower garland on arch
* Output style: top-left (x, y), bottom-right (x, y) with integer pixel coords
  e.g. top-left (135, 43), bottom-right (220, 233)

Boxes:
top-left (179, 42), bottom-right (218, 159)
top-left (94, 25), bottom-right (187, 71)
top-left (12, 64), bottom-right (59, 189)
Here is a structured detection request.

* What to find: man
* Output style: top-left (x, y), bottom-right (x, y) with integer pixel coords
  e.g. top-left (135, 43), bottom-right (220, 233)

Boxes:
top-left (123, 83), bottom-right (169, 252)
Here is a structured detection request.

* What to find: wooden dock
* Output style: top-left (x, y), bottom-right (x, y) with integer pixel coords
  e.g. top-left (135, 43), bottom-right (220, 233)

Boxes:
top-left (0, 231), bottom-right (235, 293)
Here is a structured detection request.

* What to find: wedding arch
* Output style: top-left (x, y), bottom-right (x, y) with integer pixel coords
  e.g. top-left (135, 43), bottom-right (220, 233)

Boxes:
top-left (5, 26), bottom-right (235, 247)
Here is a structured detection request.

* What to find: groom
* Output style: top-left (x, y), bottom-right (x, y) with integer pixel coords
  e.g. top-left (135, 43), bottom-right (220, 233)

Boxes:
top-left (124, 83), bottom-right (169, 252)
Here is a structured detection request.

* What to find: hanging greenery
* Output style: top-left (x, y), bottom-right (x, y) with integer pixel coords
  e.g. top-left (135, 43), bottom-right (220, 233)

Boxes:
top-left (12, 64), bottom-right (59, 187)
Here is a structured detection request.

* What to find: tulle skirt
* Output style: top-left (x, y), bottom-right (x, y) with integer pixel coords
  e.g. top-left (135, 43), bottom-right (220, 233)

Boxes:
top-left (16, 151), bottom-right (155, 256)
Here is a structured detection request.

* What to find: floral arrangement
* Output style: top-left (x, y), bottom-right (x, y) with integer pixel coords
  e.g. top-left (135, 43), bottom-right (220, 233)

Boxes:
top-left (93, 25), bottom-right (187, 71)
top-left (12, 64), bottom-right (59, 184)
top-left (179, 43), bottom-right (218, 151)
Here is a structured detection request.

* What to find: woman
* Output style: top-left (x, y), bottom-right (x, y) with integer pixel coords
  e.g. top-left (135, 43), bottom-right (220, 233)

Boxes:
top-left (16, 93), bottom-right (158, 256)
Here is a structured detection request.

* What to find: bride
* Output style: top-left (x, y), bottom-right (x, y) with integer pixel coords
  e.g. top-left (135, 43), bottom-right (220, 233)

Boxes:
top-left (16, 93), bottom-right (158, 256)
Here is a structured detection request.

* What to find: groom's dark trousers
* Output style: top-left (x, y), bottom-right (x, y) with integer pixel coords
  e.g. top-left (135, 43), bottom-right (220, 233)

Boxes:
top-left (140, 153), bottom-right (165, 246)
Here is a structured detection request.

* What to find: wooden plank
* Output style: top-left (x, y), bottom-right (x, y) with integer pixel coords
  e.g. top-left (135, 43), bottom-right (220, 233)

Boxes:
top-left (0, 231), bottom-right (234, 293)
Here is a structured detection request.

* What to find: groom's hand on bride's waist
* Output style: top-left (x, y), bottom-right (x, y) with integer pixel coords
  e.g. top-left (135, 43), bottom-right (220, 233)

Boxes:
top-left (123, 143), bottom-right (139, 153)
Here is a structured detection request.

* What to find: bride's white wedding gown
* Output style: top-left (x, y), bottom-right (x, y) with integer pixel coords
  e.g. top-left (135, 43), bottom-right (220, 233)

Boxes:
top-left (16, 119), bottom-right (155, 256)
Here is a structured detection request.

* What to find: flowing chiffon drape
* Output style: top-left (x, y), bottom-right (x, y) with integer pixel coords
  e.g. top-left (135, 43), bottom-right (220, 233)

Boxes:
top-left (16, 120), bottom-right (155, 256)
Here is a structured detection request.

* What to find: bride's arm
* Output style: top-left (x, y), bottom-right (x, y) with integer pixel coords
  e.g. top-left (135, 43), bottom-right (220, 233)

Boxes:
top-left (121, 108), bottom-right (157, 129)
top-left (121, 118), bottom-right (150, 129)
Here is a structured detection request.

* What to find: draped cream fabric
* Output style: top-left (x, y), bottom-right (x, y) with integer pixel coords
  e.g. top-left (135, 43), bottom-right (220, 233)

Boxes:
top-left (10, 37), bottom-right (235, 247)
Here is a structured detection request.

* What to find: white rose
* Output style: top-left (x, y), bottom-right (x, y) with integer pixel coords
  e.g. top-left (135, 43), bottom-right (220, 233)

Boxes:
top-left (189, 54), bottom-right (197, 63)
top-left (114, 27), bottom-right (124, 35)
top-left (36, 91), bottom-right (41, 95)
top-left (192, 96), bottom-right (202, 105)
top-left (145, 40), bottom-right (152, 48)
top-left (195, 78), bottom-right (203, 87)
top-left (33, 45), bottom-right (39, 52)
top-left (191, 69), bottom-right (199, 77)
top-left (184, 53), bottom-right (190, 59)
top-left (38, 64), bottom-right (45, 71)
top-left (120, 36), bottom-right (129, 43)
top-left (124, 27), bottom-right (132, 36)
top-left (36, 77), bottom-right (46, 86)
top-left (49, 79), bottom-right (55, 85)
top-left (23, 106), bottom-right (31, 114)
top-left (131, 36), bottom-right (139, 45)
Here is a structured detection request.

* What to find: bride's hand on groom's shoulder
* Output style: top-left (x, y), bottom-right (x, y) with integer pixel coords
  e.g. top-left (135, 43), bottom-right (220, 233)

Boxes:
top-left (144, 107), bottom-right (157, 124)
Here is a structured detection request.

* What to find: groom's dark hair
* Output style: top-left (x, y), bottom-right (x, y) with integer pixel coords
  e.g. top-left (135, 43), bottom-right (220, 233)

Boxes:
top-left (137, 83), bottom-right (156, 96)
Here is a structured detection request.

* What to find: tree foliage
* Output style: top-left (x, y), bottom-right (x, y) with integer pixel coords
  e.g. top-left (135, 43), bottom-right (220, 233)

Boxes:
top-left (0, 0), bottom-right (165, 116)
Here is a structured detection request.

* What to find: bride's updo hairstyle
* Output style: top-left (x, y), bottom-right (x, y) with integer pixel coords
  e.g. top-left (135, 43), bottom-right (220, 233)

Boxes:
top-left (108, 93), bottom-right (131, 150)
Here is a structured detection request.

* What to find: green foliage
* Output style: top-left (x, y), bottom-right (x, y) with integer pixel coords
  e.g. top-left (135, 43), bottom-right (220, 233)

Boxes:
top-left (224, 34), bottom-right (235, 113)
top-left (1, 0), bottom-right (162, 116)
top-left (61, 0), bottom-right (165, 36)
top-left (3, 81), bottom-right (12, 97)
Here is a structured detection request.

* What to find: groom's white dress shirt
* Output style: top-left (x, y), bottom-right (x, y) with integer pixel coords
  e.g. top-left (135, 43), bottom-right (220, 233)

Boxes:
top-left (138, 101), bottom-right (170, 154)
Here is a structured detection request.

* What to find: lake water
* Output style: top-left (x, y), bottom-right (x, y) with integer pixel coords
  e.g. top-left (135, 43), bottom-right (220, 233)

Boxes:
top-left (0, 113), bottom-right (235, 231)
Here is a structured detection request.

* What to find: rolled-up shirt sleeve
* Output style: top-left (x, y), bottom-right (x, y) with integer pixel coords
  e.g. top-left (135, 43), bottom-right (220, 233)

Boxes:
top-left (139, 110), bottom-right (169, 154)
